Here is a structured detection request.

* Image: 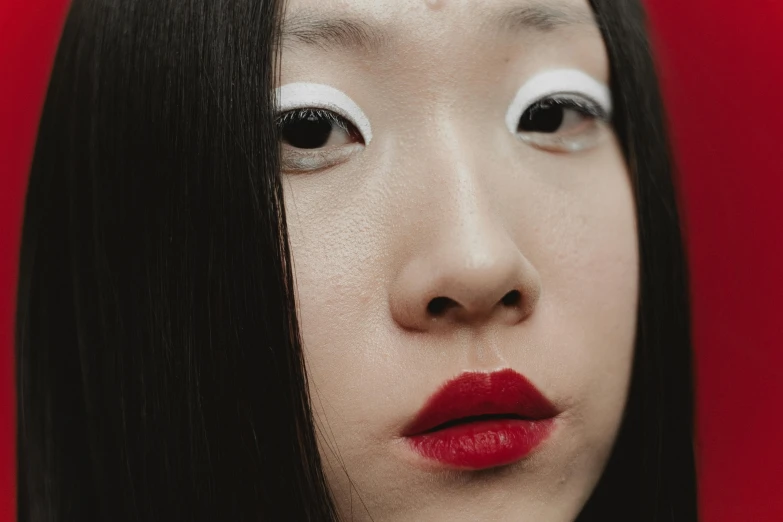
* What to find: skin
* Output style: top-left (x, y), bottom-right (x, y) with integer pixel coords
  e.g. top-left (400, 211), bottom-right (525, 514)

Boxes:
top-left (278, 0), bottom-right (639, 520)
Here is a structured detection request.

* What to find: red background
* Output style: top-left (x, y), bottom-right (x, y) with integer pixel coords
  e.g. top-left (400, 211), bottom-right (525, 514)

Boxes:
top-left (2, 1), bottom-right (783, 520)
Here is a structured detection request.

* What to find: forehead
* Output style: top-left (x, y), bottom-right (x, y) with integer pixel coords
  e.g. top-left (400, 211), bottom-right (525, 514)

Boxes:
top-left (281, 0), bottom-right (600, 52)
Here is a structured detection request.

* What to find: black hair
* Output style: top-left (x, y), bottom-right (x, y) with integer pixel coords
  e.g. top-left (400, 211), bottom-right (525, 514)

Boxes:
top-left (16, 0), bottom-right (696, 520)
top-left (577, 1), bottom-right (698, 520)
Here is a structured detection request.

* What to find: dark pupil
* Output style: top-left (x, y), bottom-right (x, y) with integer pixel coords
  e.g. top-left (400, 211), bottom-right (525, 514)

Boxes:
top-left (518, 102), bottom-right (565, 133)
top-left (281, 113), bottom-right (333, 149)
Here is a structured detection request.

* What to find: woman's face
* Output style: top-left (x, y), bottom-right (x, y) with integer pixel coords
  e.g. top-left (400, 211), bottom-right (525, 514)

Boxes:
top-left (278, 0), bottom-right (638, 520)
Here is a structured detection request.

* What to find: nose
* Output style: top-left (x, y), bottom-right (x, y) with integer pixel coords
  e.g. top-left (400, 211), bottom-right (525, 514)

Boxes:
top-left (389, 197), bottom-right (542, 332)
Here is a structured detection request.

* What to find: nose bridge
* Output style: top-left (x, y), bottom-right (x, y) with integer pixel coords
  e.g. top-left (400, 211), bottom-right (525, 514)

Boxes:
top-left (408, 109), bottom-right (493, 229)
top-left (419, 108), bottom-right (512, 261)
top-left (388, 113), bottom-right (542, 331)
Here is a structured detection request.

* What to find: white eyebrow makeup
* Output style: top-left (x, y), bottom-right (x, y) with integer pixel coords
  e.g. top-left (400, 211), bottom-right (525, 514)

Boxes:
top-left (275, 82), bottom-right (373, 144)
top-left (505, 69), bottom-right (613, 134)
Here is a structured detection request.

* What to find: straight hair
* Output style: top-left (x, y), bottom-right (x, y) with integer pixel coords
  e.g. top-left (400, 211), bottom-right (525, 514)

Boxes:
top-left (577, 1), bottom-right (698, 520)
top-left (16, 0), bottom-right (697, 520)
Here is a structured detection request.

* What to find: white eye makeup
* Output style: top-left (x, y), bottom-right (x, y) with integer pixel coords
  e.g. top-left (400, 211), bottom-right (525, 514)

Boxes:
top-left (506, 69), bottom-right (613, 153)
top-left (275, 83), bottom-right (371, 173)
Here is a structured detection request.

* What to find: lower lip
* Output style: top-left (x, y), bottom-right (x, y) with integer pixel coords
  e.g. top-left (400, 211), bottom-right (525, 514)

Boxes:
top-left (406, 418), bottom-right (555, 470)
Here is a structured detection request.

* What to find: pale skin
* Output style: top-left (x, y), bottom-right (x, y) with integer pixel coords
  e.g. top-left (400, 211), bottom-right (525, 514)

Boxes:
top-left (278, 0), bottom-right (639, 520)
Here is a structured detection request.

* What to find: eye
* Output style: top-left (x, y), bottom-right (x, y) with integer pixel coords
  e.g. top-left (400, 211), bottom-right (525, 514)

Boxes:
top-left (275, 83), bottom-right (372, 174)
top-left (519, 97), bottom-right (602, 134)
top-left (278, 109), bottom-right (364, 149)
top-left (506, 69), bottom-right (613, 153)
top-left (277, 108), bottom-right (365, 172)
top-left (516, 95), bottom-right (609, 153)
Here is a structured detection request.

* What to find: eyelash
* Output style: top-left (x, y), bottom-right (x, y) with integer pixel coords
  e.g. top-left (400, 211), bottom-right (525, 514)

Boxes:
top-left (525, 94), bottom-right (609, 122)
top-left (276, 108), bottom-right (352, 132)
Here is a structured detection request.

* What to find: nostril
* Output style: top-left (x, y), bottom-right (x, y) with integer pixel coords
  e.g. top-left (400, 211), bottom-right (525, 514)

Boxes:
top-left (501, 290), bottom-right (521, 307)
top-left (427, 296), bottom-right (458, 317)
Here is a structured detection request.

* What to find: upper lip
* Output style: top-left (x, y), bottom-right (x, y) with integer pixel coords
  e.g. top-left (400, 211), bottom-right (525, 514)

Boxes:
top-left (402, 368), bottom-right (558, 436)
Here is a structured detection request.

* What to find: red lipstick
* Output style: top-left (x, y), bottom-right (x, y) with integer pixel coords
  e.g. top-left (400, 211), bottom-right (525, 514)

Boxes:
top-left (402, 369), bottom-right (558, 470)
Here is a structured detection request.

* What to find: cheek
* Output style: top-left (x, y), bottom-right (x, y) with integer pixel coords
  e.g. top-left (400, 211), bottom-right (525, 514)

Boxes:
top-left (283, 183), bottom-right (392, 406)
top-left (525, 150), bottom-right (639, 469)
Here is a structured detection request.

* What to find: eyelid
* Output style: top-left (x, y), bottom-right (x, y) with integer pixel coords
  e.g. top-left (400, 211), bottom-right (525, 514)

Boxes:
top-left (275, 82), bottom-right (373, 144)
top-left (506, 69), bottom-right (612, 133)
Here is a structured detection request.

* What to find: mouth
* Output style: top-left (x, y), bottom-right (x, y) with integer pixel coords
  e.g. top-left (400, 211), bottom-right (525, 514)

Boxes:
top-left (402, 369), bottom-right (558, 470)
top-left (419, 412), bottom-right (531, 433)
